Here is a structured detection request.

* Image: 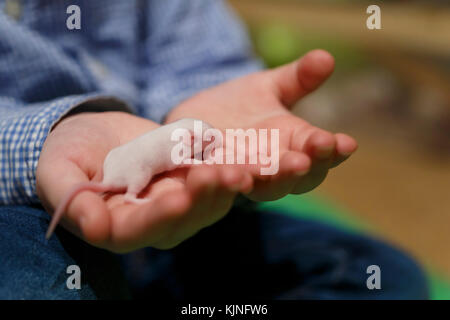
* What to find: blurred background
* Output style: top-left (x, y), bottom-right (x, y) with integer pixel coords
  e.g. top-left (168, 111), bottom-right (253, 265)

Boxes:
top-left (228, 0), bottom-right (450, 298)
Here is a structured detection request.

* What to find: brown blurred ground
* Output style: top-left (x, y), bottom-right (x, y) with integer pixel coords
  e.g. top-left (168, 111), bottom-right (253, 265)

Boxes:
top-left (316, 127), bottom-right (450, 274)
top-left (296, 68), bottom-right (450, 276)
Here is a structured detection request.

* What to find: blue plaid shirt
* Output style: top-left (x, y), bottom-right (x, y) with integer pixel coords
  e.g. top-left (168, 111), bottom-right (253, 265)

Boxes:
top-left (0, 0), bottom-right (262, 204)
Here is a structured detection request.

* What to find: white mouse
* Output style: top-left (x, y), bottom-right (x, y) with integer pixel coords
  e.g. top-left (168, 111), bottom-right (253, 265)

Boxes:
top-left (45, 118), bottom-right (213, 239)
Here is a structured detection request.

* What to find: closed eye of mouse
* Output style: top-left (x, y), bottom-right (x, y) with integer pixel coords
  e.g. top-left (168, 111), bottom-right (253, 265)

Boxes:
top-left (45, 118), bottom-right (214, 239)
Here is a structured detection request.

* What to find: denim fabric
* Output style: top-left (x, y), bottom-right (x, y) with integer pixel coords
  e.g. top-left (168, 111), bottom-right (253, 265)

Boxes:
top-left (0, 205), bottom-right (130, 299)
top-left (0, 204), bottom-right (429, 300)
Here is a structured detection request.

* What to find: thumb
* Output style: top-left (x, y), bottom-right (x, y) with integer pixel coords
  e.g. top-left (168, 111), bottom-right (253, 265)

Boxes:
top-left (270, 49), bottom-right (335, 108)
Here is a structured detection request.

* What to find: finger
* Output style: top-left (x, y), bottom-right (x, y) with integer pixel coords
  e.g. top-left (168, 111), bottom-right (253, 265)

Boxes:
top-left (279, 150), bottom-right (311, 176)
top-left (162, 165), bottom-right (221, 234)
top-left (199, 165), bottom-right (250, 227)
top-left (291, 127), bottom-right (337, 161)
top-left (142, 166), bottom-right (236, 249)
top-left (330, 133), bottom-right (358, 168)
top-left (290, 130), bottom-right (335, 194)
top-left (186, 164), bottom-right (220, 195)
top-left (70, 190), bottom-right (110, 245)
top-left (247, 151), bottom-right (310, 201)
top-left (292, 157), bottom-right (332, 194)
top-left (186, 165), bottom-right (219, 223)
top-left (270, 49), bottom-right (335, 107)
top-left (109, 188), bottom-right (192, 251)
top-left (257, 150), bottom-right (310, 182)
top-left (240, 171), bottom-right (254, 195)
top-left (184, 165), bottom-right (246, 229)
top-left (217, 165), bottom-right (247, 192)
top-left (207, 186), bottom-right (237, 226)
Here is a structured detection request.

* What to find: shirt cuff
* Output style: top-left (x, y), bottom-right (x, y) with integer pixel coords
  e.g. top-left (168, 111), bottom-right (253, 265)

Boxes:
top-left (0, 93), bottom-right (132, 204)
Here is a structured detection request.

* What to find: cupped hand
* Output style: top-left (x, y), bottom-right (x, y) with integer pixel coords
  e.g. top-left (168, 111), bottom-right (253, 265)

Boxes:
top-left (166, 50), bottom-right (358, 201)
top-left (36, 111), bottom-right (252, 252)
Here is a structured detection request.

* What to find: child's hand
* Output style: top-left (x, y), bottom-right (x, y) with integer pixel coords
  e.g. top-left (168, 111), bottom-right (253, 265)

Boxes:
top-left (166, 50), bottom-right (358, 201)
top-left (36, 111), bottom-right (252, 252)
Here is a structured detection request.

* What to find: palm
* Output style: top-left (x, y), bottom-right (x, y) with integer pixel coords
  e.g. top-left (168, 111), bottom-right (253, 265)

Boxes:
top-left (167, 50), bottom-right (358, 201)
top-left (37, 112), bottom-right (251, 252)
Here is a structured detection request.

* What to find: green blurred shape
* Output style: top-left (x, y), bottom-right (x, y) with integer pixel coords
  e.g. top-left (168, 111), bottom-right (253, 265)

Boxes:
top-left (254, 23), bottom-right (301, 68)
top-left (252, 22), bottom-right (367, 70)
top-left (258, 193), bottom-right (369, 232)
top-left (429, 274), bottom-right (450, 300)
top-left (257, 193), bottom-right (450, 300)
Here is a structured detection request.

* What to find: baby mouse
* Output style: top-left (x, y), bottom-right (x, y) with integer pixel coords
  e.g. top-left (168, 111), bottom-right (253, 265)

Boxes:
top-left (45, 118), bottom-right (213, 239)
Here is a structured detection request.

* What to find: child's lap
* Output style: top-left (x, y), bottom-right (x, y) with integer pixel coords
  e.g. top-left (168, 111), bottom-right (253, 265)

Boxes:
top-left (0, 204), bottom-right (429, 299)
top-left (121, 205), bottom-right (430, 299)
top-left (0, 205), bottom-right (129, 299)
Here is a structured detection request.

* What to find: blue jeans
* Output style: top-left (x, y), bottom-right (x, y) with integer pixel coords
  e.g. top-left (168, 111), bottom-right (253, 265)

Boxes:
top-left (0, 203), bottom-right (429, 299)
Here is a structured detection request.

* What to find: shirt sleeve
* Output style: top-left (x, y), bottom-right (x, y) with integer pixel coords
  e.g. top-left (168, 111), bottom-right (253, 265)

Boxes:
top-left (140, 0), bottom-right (264, 123)
top-left (0, 94), bottom-right (131, 205)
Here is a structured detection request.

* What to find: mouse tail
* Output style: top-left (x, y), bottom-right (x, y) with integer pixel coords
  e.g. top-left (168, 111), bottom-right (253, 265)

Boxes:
top-left (45, 182), bottom-right (111, 239)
